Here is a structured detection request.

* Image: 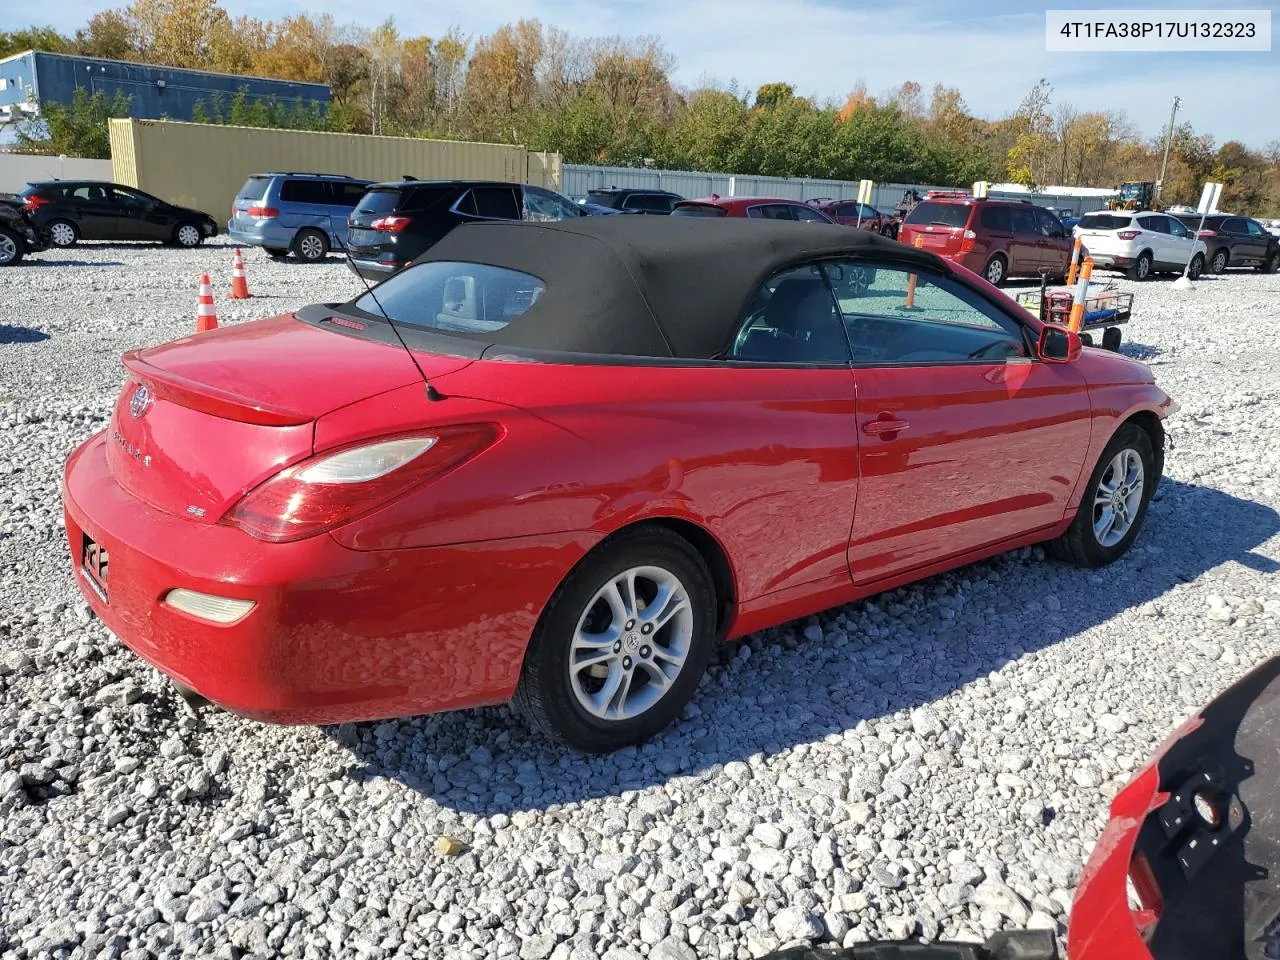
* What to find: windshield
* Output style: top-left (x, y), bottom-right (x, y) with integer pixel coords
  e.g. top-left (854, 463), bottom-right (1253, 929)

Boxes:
top-left (353, 261), bottom-right (545, 334)
top-left (1119, 183), bottom-right (1146, 199)
top-left (904, 201), bottom-right (971, 228)
top-left (353, 189), bottom-right (405, 216)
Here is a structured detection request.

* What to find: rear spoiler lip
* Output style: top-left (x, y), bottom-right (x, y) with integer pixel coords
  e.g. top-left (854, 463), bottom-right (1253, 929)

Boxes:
top-left (121, 350), bottom-right (312, 427)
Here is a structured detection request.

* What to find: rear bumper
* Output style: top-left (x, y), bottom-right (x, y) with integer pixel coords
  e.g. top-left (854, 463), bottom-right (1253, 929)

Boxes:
top-left (347, 257), bottom-right (404, 281)
top-left (1089, 253), bottom-right (1133, 269)
top-left (62, 431), bottom-right (586, 725)
top-left (227, 220), bottom-right (293, 248)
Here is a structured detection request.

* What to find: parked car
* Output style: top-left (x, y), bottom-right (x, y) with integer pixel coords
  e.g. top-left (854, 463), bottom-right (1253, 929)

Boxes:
top-left (1170, 213), bottom-right (1280, 274)
top-left (228, 172), bottom-right (372, 262)
top-left (807, 198), bottom-right (896, 235)
top-left (671, 196), bottom-right (837, 222)
top-left (897, 193), bottom-right (1075, 286)
top-left (0, 196), bottom-right (45, 266)
top-left (582, 188), bottom-right (684, 214)
top-left (1073, 211), bottom-right (1207, 281)
top-left (63, 216), bottom-right (1176, 751)
top-left (19, 181), bottom-right (218, 249)
top-left (344, 180), bottom-right (586, 280)
top-left (1070, 655), bottom-right (1280, 960)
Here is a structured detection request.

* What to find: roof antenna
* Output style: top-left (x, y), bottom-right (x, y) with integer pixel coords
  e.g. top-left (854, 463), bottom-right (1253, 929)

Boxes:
top-left (329, 232), bottom-right (445, 402)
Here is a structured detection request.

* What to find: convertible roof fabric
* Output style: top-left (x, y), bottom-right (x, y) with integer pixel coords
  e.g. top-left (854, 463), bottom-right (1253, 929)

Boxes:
top-left (415, 215), bottom-right (949, 359)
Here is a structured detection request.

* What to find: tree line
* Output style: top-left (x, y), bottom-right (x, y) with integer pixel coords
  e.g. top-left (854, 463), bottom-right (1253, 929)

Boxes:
top-left (4, 3), bottom-right (1277, 214)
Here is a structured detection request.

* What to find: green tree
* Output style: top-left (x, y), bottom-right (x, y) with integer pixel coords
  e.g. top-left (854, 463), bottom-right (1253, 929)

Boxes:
top-left (16, 88), bottom-right (133, 158)
top-left (0, 26), bottom-right (72, 58)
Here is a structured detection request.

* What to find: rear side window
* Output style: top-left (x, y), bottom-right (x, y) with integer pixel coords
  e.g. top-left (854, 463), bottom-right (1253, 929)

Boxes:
top-left (1137, 215), bottom-right (1167, 234)
top-left (904, 201), bottom-right (970, 228)
top-left (333, 183), bottom-right (369, 206)
top-left (354, 189), bottom-right (405, 216)
top-left (671, 203), bottom-right (727, 218)
top-left (280, 179), bottom-right (333, 205)
top-left (238, 177), bottom-right (271, 202)
top-left (353, 261), bottom-right (545, 334)
top-left (747, 204), bottom-right (795, 220)
top-left (587, 190), bottom-right (623, 209)
top-left (468, 187), bottom-right (521, 220)
top-left (1009, 207), bottom-right (1038, 234)
top-left (1079, 213), bottom-right (1132, 231)
top-left (980, 206), bottom-right (1011, 231)
top-left (1222, 218), bottom-right (1248, 234)
top-left (790, 204), bottom-right (832, 222)
top-left (403, 186), bottom-right (453, 212)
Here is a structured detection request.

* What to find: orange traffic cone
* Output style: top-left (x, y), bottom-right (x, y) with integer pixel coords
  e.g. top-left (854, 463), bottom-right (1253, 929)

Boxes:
top-left (196, 273), bottom-right (218, 332)
top-left (229, 248), bottom-right (251, 299)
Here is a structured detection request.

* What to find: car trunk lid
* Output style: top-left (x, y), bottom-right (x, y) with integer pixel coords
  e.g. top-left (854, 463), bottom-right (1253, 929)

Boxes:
top-left (900, 200), bottom-right (973, 256)
top-left (107, 312), bottom-right (470, 521)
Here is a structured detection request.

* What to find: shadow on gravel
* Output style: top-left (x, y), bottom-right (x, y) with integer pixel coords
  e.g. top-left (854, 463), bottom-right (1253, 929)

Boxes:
top-left (0, 325), bottom-right (51, 344)
top-left (27, 259), bottom-right (125, 268)
top-left (328, 478), bottom-right (1280, 814)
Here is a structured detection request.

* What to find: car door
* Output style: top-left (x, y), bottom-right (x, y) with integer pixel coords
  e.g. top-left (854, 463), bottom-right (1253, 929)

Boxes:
top-left (1034, 206), bottom-right (1072, 274)
top-left (65, 184), bottom-right (119, 240)
top-left (1163, 215), bottom-right (1199, 268)
top-left (1007, 205), bottom-right (1044, 273)
top-left (108, 186), bottom-right (168, 241)
top-left (821, 258), bottom-right (1092, 584)
top-left (1136, 215), bottom-right (1174, 266)
top-left (1227, 218), bottom-right (1264, 264)
top-left (327, 181), bottom-right (368, 247)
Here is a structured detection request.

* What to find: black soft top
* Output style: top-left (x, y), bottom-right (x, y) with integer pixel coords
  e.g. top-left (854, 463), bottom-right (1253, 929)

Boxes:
top-left (413, 216), bottom-right (951, 360)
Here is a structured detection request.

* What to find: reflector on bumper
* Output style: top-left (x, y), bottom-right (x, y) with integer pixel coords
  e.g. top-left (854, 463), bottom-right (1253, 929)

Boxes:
top-left (163, 588), bottom-right (255, 624)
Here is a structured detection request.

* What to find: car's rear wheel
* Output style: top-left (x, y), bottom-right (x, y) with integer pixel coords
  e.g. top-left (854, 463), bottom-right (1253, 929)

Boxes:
top-left (983, 254), bottom-right (1007, 286)
top-left (292, 229), bottom-right (328, 263)
top-left (514, 526), bottom-right (716, 752)
top-left (1189, 253), bottom-right (1204, 281)
top-left (1210, 248), bottom-right (1229, 273)
top-left (174, 223), bottom-right (203, 248)
top-left (0, 228), bottom-right (24, 266)
top-left (1127, 252), bottom-right (1152, 281)
top-left (1047, 423), bottom-right (1155, 567)
top-left (47, 219), bottom-right (78, 248)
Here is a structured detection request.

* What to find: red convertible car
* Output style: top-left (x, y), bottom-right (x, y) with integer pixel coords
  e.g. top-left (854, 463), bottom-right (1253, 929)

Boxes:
top-left (63, 217), bottom-right (1176, 751)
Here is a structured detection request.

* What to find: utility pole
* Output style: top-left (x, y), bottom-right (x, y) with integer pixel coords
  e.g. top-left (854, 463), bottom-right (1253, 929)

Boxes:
top-left (1156, 96), bottom-right (1182, 206)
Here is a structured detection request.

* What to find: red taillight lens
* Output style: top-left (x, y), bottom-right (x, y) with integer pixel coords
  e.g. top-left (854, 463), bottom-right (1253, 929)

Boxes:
top-left (226, 425), bottom-right (499, 543)
top-left (1197, 229), bottom-right (1217, 238)
top-left (1117, 230), bottom-right (1141, 240)
top-left (23, 194), bottom-right (49, 212)
top-left (959, 228), bottom-right (977, 253)
top-left (246, 205), bottom-right (279, 218)
top-left (371, 215), bottom-right (412, 232)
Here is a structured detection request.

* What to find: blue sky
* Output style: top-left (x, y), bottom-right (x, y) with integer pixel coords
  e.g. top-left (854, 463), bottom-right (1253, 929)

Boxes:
top-left (7, 0), bottom-right (1278, 146)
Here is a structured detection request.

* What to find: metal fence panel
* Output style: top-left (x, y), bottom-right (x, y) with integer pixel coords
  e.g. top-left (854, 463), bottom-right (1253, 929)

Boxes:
top-left (563, 164), bottom-right (1110, 216)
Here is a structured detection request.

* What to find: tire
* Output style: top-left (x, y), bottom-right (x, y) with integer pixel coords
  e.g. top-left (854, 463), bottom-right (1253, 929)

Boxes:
top-left (0, 227), bottom-right (24, 266)
top-left (1102, 327), bottom-right (1122, 352)
top-left (983, 254), bottom-right (1007, 287)
top-left (47, 219), bottom-right (78, 248)
top-left (1210, 248), bottom-right (1229, 274)
top-left (1126, 251), bottom-right (1152, 281)
top-left (513, 525), bottom-right (717, 752)
top-left (292, 228), bottom-right (328, 263)
top-left (174, 223), bottom-right (203, 248)
top-left (264, 247), bottom-right (289, 260)
top-left (1047, 423), bottom-right (1156, 568)
top-left (1259, 252), bottom-right (1279, 274)
top-left (1188, 254), bottom-right (1204, 281)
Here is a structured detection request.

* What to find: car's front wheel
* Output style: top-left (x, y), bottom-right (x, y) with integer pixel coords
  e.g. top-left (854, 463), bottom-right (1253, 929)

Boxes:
top-left (1188, 253), bottom-right (1204, 280)
top-left (515, 526), bottom-right (717, 752)
top-left (1047, 423), bottom-right (1156, 567)
top-left (0, 227), bottom-right (24, 266)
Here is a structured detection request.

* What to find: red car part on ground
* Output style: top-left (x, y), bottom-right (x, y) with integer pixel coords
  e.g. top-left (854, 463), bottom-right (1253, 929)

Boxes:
top-left (63, 217), bottom-right (1176, 751)
top-left (1070, 657), bottom-right (1280, 960)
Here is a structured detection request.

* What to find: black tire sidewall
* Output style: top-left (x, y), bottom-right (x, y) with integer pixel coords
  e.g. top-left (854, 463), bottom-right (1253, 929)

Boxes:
top-left (1134, 253), bottom-right (1152, 280)
top-left (293, 230), bottom-right (328, 262)
top-left (984, 255), bottom-right (1007, 286)
top-left (0, 227), bottom-right (23, 265)
top-left (518, 528), bottom-right (716, 752)
top-left (174, 223), bottom-right (202, 247)
top-left (48, 220), bottom-right (77, 247)
top-left (1189, 255), bottom-right (1204, 280)
top-left (1068, 424), bottom-right (1156, 566)
top-left (1211, 250), bottom-right (1228, 273)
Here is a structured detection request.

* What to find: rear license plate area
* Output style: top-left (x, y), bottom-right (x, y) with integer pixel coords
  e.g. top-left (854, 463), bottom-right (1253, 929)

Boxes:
top-left (80, 532), bottom-right (109, 603)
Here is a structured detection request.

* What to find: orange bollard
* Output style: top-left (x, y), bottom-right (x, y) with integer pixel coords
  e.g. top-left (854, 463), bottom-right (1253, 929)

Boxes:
top-left (229, 248), bottom-right (251, 299)
top-left (1066, 236), bottom-right (1083, 285)
top-left (1067, 256), bottom-right (1093, 333)
top-left (196, 273), bottom-right (219, 332)
top-left (905, 273), bottom-right (917, 309)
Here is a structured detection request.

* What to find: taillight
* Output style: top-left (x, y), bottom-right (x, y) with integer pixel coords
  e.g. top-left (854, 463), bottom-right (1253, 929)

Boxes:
top-left (246, 205), bottom-right (279, 218)
top-left (23, 194), bottom-right (49, 213)
top-left (1117, 230), bottom-right (1141, 240)
top-left (959, 228), bottom-right (977, 253)
top-left (225, 426), bottom-right (499, 543)
top-left (371, 215), bottom-right (412, 232)
top-left (1197, 229), bottom-right (1217, 238)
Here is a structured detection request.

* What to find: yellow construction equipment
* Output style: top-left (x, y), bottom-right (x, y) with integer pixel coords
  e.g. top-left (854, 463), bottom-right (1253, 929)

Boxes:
top-left (1106, 181), bottom-right (1155, 211)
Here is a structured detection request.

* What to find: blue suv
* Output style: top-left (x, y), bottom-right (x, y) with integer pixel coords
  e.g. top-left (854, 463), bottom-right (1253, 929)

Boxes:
top-left (228, 173), bottom-right (372, 262)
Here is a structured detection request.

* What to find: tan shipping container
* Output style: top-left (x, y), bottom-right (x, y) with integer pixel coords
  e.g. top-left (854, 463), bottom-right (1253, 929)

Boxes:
top-left (108, 119), bottom-right (562, 219)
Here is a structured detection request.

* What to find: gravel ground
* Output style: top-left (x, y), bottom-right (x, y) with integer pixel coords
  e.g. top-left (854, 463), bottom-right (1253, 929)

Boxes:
top-left (2, 242), bottom-right (1279, 960)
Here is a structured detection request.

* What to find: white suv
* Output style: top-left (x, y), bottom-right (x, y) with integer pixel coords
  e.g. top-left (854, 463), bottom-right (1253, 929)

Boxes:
top-left (1073, 210), bottom-right (1207, 281)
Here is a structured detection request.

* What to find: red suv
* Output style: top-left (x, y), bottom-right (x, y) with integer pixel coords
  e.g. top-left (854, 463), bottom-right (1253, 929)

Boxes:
top-left (897, 192), bottom-right (1074, 286)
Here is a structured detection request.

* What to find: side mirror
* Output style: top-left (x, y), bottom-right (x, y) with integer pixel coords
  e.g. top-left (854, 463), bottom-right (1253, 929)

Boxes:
top-left (1038, 325), bottom-right (1082, 363)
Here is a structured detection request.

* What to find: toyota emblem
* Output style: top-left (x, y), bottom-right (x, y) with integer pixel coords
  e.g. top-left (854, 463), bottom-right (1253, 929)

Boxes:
top-left (129, 384), bottom-right (153, 419)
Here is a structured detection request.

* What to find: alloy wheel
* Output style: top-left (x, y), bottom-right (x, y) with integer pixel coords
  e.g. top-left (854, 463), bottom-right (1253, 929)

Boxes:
top-left (569, 565), bottom-right (693, 722)
top-left (0, 232), bottom-right (17, 265)
top-left (1092, 448), bottom-right (1145, 548)
top-left (1212, 251), bottom-right (1228, 273)
top-left (299, 234), bottom-right (325, 260)
top-left (986, 258), bottom-right (1004, 284)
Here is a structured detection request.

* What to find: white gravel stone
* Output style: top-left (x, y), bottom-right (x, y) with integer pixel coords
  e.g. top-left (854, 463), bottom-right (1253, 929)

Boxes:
top-left (4, 251), bottom-right (1280, 955)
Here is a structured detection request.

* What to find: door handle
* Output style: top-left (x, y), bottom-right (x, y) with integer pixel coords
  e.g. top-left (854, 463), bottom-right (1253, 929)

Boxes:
top-left (863, 417), bottom-right (910, 437)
